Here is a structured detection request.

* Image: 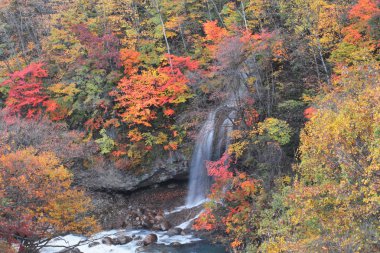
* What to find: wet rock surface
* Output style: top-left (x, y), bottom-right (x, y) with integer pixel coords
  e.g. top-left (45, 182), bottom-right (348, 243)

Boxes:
top-left (58, 248), bottom-right (82, 253)
top-left (167, 227), bottom-right (182, 236)
top-left (143, 233), bottom-right (158, 245)
top-left (87, 241), bottom-right (100, 247)
top-left (90, 181), bottom-right (190, 229)
top-left (73, 152), bottom-right (188, 192)
top-left (121, 208), bottom-right (170, 231)
top-left (101, 237), bottom-right (113, 245)
top-left (113, 235), bottom-right (133, 245)
top-left (78, 176), bottom-right (222, 251)
top-left (160, 220), bottom-right (172, 231)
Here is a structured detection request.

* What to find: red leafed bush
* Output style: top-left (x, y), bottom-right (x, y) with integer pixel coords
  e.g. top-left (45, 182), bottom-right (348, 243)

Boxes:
top-left (1, 62), bottom-right (57, 119)
top-left (193, 153), bottom-right (259, 249)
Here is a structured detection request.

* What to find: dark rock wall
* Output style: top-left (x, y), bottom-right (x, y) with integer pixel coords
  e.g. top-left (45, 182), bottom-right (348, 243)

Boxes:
top-left (73, 152), bottom-right (189, 192)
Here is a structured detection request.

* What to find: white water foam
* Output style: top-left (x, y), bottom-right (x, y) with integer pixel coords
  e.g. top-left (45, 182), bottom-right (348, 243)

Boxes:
top-left (177, 211), bottom-right (203, 230)
top-left (40, 229), bottom-right (202, 253)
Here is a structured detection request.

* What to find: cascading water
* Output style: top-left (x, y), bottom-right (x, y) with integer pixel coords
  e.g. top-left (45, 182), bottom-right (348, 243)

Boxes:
top-left (186, 111), bottom-right (216, 207)
top-left (214, 115), bottom-right (234, 159)
top-left (185, 109), bottom-right (234, 207)
top-left (186, 83), bottom-right (248, 207)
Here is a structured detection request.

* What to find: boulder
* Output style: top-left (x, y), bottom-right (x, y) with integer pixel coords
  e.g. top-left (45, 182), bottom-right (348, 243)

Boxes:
top-left (154, 215), bottom-right (164, 222)
top-left (143, 234), bottom-right (158, 245)
top-left (88, 242), bottom-right (100, 248)
top-left (160, 221), bottom-right (172, 231)
top-left (136, 240), bottom-right (145, 246)
top-left (181, 228), bottom-right (191, 235)
top-left (152, 224), bottom-right (161, 231)
top-left (133, 235), bottom-right (142, 240)
top-left (101, 237), bottom-right (113, 245)
top-left (141, 219), bottom-right (153, 229)
top-left (167, 227), bottom-right (182, 236)
top-left (113, 235), bottom-right (132, 245)
top-left (58, 248), bottom-right (82, 253)
top-left (122, 220), bottom-right (133, 229)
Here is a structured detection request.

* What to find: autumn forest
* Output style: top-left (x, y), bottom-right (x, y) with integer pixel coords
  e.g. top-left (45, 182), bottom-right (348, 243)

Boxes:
top-left (0, 0), bottom-right (379, 252)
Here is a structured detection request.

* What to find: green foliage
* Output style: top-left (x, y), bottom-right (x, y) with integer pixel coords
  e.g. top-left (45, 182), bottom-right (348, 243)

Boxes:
top-left (95, 129), bottom-right (115, 155)
top-left (0, 0), bottom-right (379, 251)
top-left (277, 100), bottom-right (304, 113)
top-left (258, 118), bottom-right (292, 145)
top-left (330, 42), bottom-right (373, 67)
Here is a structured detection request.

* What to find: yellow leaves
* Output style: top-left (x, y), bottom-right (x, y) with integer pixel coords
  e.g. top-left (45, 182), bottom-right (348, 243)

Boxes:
top-left (0, 148), bottom-right (98, 237)
top-left (41, 189), bottom-right (100, 235)
top-left (287, 65), bottom-right (380, 251)
top-left (48, 83), bottom-right (80, 101)
top-left (314, 2), bottom-right (342, 48)
top-left (156, 132), bottom-right (168, 145)
top-left (228, 140), bottom-right (249, 158)
top-left (165, 16), bottom-right (184, 30)
top-left (230, 130), bottom-right (244, 140)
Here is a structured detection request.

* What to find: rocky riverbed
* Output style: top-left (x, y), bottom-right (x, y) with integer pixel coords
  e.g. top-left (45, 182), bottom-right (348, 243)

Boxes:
top-left (90, 180), bottom-right (201, 230)
top-left (39, 181), bottom-right (227, 253)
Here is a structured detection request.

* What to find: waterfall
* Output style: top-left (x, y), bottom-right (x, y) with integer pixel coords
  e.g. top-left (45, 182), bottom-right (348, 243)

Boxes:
top-left (186, 83), bottom-right (248, 207)
top-left (186, 111), bottom-right (216, 207)
top-left (214, 115), bottom-right (234, 159)
top-left (186, 107), bottom-right (237, 207)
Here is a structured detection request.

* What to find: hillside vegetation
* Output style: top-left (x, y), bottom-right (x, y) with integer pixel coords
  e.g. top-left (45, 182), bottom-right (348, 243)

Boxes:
top-left (0, 0), bottom-right (379, 252)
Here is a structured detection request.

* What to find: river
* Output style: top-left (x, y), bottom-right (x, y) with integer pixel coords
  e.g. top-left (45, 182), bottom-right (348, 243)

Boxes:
top-left (40, 229), bottom-right (227, 253)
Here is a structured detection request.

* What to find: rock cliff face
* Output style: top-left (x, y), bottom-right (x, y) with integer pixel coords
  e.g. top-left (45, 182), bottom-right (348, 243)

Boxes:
top-left (73, 152), bottom-right (189, 192)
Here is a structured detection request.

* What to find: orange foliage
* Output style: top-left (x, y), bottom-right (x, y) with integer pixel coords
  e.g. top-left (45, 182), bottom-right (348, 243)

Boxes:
top-left (348, 0), bottom-right (378, 21)
top-left (0, 148), bottom-right (98, 246)
top-left (342, 26), bottom-right (363, 43)
top-left (193, 208), bottom-right (216, 231)
top-left (342, 0), bottom-right (380, 44)
top-left (202, 21), bottom-right (274, 64)
top-left (203, 20), bottom-right (229, 44)
top-left (203, 20), bottom-right (229, 55)
top-left (163, 108), bottom-right (175, 116)
top-left (112, 53), bottom-right (197, 127)
top-left (304, 107), bottom-right (317, 119)
top-left (84, 117), bottom-right (104, 131)
top-left (120, 48), bottom-right (140, 75)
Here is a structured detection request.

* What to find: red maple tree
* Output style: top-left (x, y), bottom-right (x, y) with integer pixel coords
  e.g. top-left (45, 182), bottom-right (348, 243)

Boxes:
top-left (1, 63), bottom-right (57, 119)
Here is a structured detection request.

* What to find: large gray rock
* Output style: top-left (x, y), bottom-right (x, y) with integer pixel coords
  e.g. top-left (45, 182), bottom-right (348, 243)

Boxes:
top-left (73, 152), bottom-right (188, 192)
top-left (167, 227), bottom-right (182, 236)
top-left (88, 242), bottom-right (100, 248)
top-left (160, 220), bottom-right (172, 231)
top-left (113, 235), bottom-right (133, 245)
top-left (101, 237), bottom-right (113, 245)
